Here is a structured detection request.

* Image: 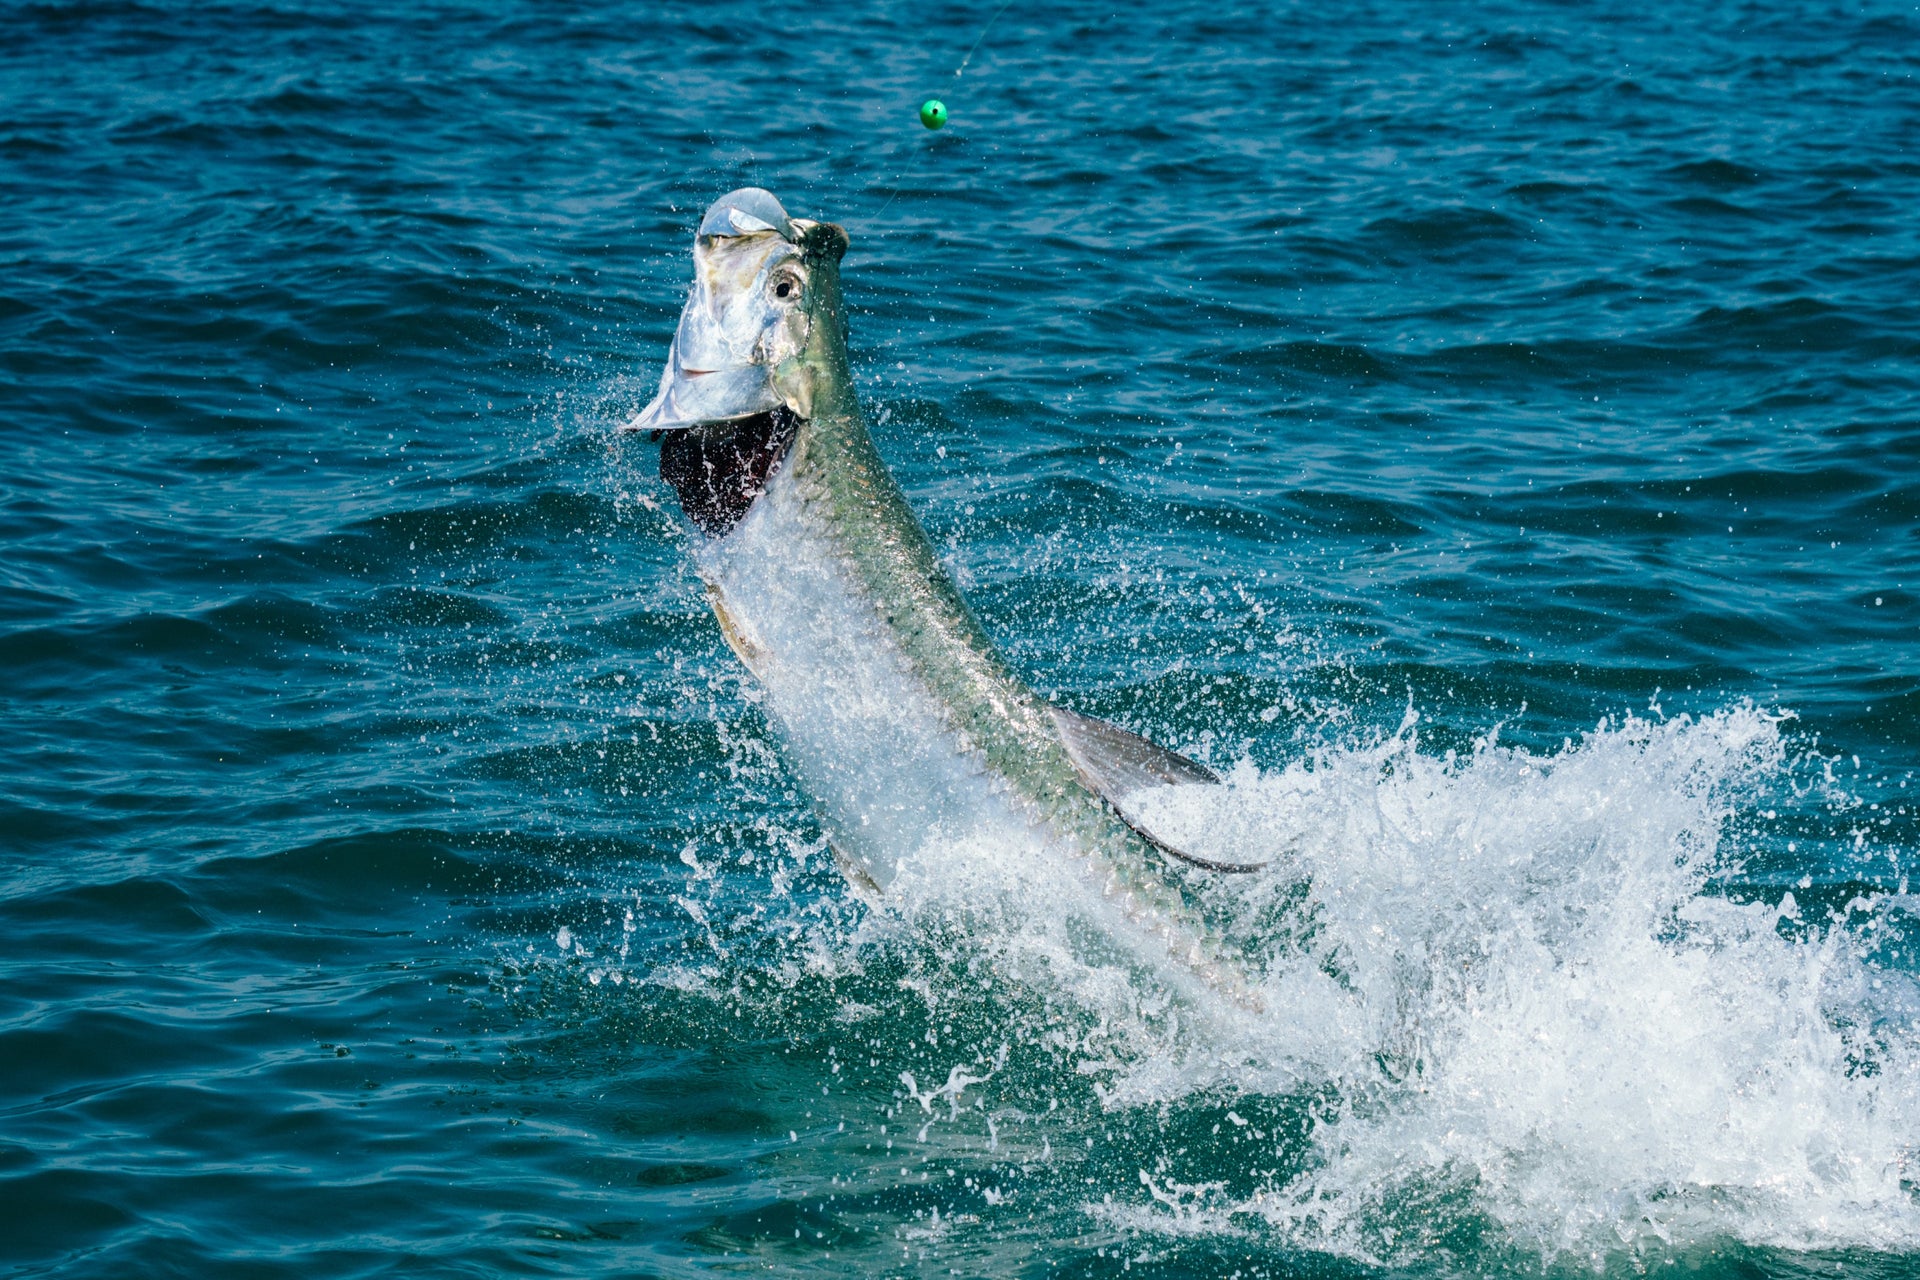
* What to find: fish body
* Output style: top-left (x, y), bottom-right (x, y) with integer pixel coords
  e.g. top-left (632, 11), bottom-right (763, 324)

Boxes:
top-left (633, 189), bottom-right (1261, 1005)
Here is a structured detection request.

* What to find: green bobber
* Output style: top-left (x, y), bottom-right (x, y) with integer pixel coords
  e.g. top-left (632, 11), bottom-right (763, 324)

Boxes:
top-left (919, 99), bottom-right (948, 130)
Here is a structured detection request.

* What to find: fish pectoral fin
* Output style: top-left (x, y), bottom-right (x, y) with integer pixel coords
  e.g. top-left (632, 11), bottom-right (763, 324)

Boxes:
top-left (1048, 705), bottom-right (1268, 874)
top-left (705, 582), bottom-right (767, 678)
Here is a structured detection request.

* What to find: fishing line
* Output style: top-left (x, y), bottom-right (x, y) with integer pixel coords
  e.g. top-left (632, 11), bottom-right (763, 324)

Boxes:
top-left (936, 0), bottom-right (1015, 116)
top-left (866, 0), bottom-right (1015, 227)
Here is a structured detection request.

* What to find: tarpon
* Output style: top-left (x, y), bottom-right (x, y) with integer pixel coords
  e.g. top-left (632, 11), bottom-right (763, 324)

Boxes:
top-left (629, 188), bottom-right (1264, 1007)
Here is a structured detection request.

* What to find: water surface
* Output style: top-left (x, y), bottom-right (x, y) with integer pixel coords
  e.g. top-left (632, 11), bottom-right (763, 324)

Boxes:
top-left (4, 1), bottom-right (1920, 1276)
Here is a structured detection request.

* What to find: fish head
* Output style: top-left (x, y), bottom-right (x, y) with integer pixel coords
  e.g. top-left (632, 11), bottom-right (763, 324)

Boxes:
top-left (630, 188), bottom-right (850, 433)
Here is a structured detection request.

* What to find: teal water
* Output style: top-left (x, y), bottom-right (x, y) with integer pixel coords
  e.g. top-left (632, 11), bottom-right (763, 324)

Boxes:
top-left (4, 2), bottom-right (1919, 1275)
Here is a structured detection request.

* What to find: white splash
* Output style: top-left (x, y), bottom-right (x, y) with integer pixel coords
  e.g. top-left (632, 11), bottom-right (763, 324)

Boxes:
top-left (1103, 705), bottom-right (1920, 1263)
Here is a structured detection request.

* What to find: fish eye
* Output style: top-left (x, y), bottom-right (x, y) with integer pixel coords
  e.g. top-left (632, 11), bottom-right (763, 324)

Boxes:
top-left (770, 268), bottom-right (805, 302)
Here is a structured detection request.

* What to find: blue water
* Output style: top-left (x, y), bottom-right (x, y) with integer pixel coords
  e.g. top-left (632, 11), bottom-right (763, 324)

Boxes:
top-left (5, 1), bottom-right (1920, 1275)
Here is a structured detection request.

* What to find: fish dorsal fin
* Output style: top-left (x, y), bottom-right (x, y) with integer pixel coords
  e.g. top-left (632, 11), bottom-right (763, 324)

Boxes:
top-left (1047, 706), bottom-right (1267, 874)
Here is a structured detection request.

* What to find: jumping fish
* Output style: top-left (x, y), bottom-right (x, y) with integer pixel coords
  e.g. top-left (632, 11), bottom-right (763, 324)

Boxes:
top-left (629, 188), bottom-right (1264, 1007)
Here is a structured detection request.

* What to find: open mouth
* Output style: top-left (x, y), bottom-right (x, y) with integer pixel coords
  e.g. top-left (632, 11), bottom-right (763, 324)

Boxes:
top-left (656, 407), bottom-right (802, 536)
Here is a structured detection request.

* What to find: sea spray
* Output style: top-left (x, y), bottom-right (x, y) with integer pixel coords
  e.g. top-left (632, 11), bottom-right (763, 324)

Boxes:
top-left (1117, 705), bottom-right (1920, 1263)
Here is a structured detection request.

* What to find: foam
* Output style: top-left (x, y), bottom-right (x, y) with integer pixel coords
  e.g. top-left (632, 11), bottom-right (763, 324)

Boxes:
top-left (838, 704), bottom-right (1920, 1263)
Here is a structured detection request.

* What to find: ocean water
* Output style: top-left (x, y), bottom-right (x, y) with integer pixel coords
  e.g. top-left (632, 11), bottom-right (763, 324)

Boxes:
top-left (4, 0), bottom-right (1919, 1275)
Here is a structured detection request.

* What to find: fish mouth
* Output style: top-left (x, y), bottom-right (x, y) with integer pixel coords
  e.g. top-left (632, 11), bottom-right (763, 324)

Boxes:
top-left (656, 406), bottom-right (802, 537)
